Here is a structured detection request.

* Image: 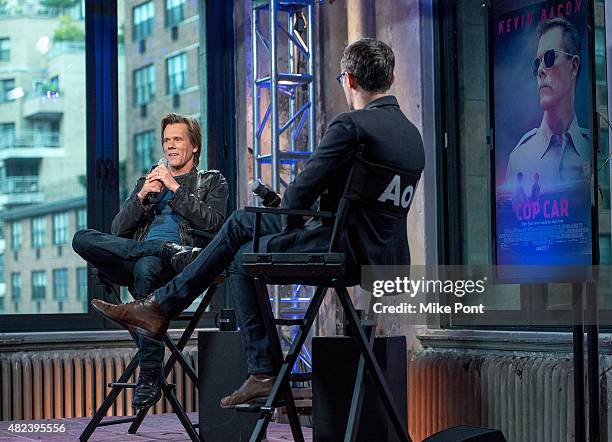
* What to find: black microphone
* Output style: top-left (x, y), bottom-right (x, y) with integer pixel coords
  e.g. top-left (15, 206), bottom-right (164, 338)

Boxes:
top-left (251, 179), bottom-right (281, 207)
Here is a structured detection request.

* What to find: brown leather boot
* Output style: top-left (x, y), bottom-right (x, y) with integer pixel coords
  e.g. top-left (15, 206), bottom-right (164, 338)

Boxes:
top-left (220, 374), bottom-right (276, 408)
top-left (91, 295), bottom-right (169, 341)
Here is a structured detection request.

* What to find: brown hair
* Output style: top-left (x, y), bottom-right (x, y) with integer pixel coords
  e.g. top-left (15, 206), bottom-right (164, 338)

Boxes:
top-left (340, 38), bottom-right (395, 93)
top-left (160, 113), bottom-right (202, 166)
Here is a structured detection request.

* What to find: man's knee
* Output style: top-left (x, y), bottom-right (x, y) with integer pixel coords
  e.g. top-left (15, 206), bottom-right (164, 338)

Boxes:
top-left (72, 229), bottom-right (95, 257)
top-left (227, 209), bottom-right (247, 225)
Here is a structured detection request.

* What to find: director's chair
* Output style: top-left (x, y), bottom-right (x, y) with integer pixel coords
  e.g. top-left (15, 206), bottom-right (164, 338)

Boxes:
top-left (80, 230), bottom-right (224, 442)
top-left (241, 151), bottom-right (419, 442)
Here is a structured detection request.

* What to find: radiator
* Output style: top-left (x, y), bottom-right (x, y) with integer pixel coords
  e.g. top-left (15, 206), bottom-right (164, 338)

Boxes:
top-left (0, 347), bottom-right (199, 421)
top-left (408, 350), bottom-right (589, 442)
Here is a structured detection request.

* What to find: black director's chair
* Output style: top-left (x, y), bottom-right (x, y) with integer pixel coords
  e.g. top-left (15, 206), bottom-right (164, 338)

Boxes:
top-left (241, 151), bottom-right (419, 442)
top-left (80, 230), bottom-right (223, 442)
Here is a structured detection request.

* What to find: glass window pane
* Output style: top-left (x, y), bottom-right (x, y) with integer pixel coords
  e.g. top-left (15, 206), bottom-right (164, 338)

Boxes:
top-left (133, 1), bottom-right (154, 41)
top-left (165, 0), bottom-right (184, 28)
top-left (76, 207), bottom-right (87, 231)
top-left (0, 5), bottom-right (87, 315)
top-left (119, 0), bottom-right (205, 311)
top-left (52, 212), bottom-right (68, 245)
top-left (0, 38), bottom-right (10, 62)
top-left (453, 1), bottom-right (521, 312)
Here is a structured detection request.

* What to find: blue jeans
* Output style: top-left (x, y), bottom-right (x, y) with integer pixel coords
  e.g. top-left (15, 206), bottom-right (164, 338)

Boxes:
top-left (154, 209), bottom-right (283, 375)
top-left (72, 229), bottom-right (171, 370)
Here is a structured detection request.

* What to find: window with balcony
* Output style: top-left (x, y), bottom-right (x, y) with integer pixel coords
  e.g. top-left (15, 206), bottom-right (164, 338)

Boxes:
top-left (167, 53), bottom-right (187, 95)
top-left (135, 130), bottom-right (156, 173)
top-left (165, 0), bottom-right (184, 28)
top-left (31, 271), bottom-right (46, 301)
top-left (134, 64), bottom-right (155, 105)
top-left (76, 267), bottom-right (87, 301)
top-left (10, 272), bottom-right (21, 301)
top-left (0, 38), bottom-right (10, 61)
top-left (52, 212), bottom-right (68, 245)
top-left (52, 268), bottom-right (68, 301)
top-left (76, 208), bottom-right (87, 231)
top-left (0, 79), bottom-right (14, 103)
top-left (31, 216), bottom-right (46, 249)
top-left (11, 221), bottom-right (21, 251)
top-left (133, 1), bottom-right (154, 41)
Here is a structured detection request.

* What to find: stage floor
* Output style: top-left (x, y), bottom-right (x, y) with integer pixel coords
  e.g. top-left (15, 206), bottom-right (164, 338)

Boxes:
top-left (0, 413), bottom-right (313, 441)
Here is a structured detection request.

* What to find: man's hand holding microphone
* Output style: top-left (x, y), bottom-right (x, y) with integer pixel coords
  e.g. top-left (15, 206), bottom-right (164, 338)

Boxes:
top-left (137, 158), bottom-right (180, 204)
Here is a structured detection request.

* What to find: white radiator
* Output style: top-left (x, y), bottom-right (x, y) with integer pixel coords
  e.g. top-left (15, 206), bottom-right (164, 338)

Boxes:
top-left (0, 347), bottom-right (199, 421)
top-left (408, 350), bottom-right (593, 441)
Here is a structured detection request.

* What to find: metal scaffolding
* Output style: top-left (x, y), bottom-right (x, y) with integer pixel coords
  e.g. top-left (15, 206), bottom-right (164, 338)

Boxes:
top-left (251, 0), bottom-right (319, 376)
top-left (252, 0), bottom-right (316, 193)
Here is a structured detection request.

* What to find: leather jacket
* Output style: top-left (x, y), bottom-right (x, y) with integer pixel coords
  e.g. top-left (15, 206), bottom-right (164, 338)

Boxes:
top-left (111, 167), bottom-right (228, 247)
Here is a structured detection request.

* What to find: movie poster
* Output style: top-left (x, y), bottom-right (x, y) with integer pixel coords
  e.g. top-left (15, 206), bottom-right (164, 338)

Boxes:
top-left (493, 0), bottom-right (594, 281)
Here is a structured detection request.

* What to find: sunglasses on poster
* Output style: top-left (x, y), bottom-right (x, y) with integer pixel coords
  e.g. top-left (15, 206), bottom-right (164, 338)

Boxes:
top-left (531, 48), bottom-right (577, 77)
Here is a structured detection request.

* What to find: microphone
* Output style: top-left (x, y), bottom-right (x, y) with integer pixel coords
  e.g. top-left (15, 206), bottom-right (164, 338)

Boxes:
top-left (251, 179), bottom-right (281, 207)
top-left (147, 158), bottom-right (169, 204)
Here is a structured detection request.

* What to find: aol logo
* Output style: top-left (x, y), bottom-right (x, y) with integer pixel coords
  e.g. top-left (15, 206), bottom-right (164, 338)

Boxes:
top-left (378, 175), bottom-right (417, 208)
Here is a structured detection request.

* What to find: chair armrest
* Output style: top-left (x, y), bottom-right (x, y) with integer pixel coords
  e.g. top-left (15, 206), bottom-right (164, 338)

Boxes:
top-left (244, 206), bottom-right (334, 219)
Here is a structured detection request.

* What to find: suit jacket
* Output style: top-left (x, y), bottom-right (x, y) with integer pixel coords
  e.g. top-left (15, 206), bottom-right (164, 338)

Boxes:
top-left (277, 95), bottom-right (425, 275)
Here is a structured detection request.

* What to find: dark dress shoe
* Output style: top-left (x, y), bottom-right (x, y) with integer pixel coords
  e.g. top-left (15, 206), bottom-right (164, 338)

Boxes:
top-left (132, 367), bottom-right (162, 409)
top-left (170, 247), bottom-right (203, 273)
top-left (220, 374), bottom-right (276, 408)
top-left (161, 242), bottom-right (194, 264)
top-left (91, 295), bottom-right (169, 341)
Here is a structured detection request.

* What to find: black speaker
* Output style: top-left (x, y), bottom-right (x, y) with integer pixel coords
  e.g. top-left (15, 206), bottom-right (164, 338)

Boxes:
top-left (424, 426), bottom-right (506, 441)
top-left (198, 331), bottom-right (258, 441)
top-left (312, 336), bottom-right (407, 442)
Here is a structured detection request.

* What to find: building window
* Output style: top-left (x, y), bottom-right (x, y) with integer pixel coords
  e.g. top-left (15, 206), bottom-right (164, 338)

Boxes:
top-left (0, 78), bottom-right (15, 103)
top-left (166, 0), bottom-right (184, 27)
top-left (31, 271), bottom-right (46, 301)
top-left (135, 130), bottom-right (156, 173)
top-left (76, 267), bottom-right (88, 301)
top-left (0, 122), bottom-right (14, 149)
top-left (52, 268), bottom-right (68, 301)
top-left (31, 216), bottom-right (46, 249)
top-left (10, 272), bottom-right (21, 301)
top-left (167, 53), bottom-right (187, 95)
top-left (76, 208), bottom-right (87, 231)
top-left (0, 253), bottom-right (4, 284)
top-left (133, 1), bottom-right (154, 41)
top-left (134, 64), bottom-right (155, 105)
top-left (52, 212), bottom-right (68, 245)
top-left (0, 38), bottom-right (9, 61)
top-left (11, 221), bottom-right (21, 251)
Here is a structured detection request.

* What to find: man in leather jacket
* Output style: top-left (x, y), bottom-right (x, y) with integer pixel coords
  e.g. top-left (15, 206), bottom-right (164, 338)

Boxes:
top-left (72, 113), bottom-right (227, 409)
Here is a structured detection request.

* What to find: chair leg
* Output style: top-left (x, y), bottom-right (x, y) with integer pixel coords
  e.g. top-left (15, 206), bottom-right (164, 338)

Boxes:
top-left (79, 355), bottom-right (140, 441)
top-left (335, 284), bottom-right (412, 442)
top-left (344, 322), bottom-right (376, 442)
top-left (161, 380), bottom-right (202, 442)
top-left (249, 282), bottom-right (328, 442)
top-left (128, 284), bottom-right (217, 435)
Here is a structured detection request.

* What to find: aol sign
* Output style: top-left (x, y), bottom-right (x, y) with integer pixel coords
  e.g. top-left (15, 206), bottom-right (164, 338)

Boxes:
top-left (377, 175), bottom-right (417, 208)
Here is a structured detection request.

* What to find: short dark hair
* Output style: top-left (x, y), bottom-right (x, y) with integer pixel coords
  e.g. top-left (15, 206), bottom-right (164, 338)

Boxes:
top-left (160, 113), bottom-right (202, 166)
top-left (537, 17), bottom-right (581, 60)
top-left (340, 38), bottom-right (394, 93)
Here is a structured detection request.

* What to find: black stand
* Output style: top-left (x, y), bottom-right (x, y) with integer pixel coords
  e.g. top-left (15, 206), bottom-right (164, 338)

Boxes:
top-left (572, 281), bottom-right (600, 442)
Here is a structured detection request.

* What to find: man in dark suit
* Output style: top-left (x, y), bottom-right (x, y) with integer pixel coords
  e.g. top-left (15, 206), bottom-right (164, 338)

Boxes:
top-left (90, 38), bottom-right (425, 407)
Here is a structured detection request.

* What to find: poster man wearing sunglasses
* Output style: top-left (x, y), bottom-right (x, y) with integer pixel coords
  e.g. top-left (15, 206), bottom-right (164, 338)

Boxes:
top-left (505, 16), bottom-right (590, 192)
